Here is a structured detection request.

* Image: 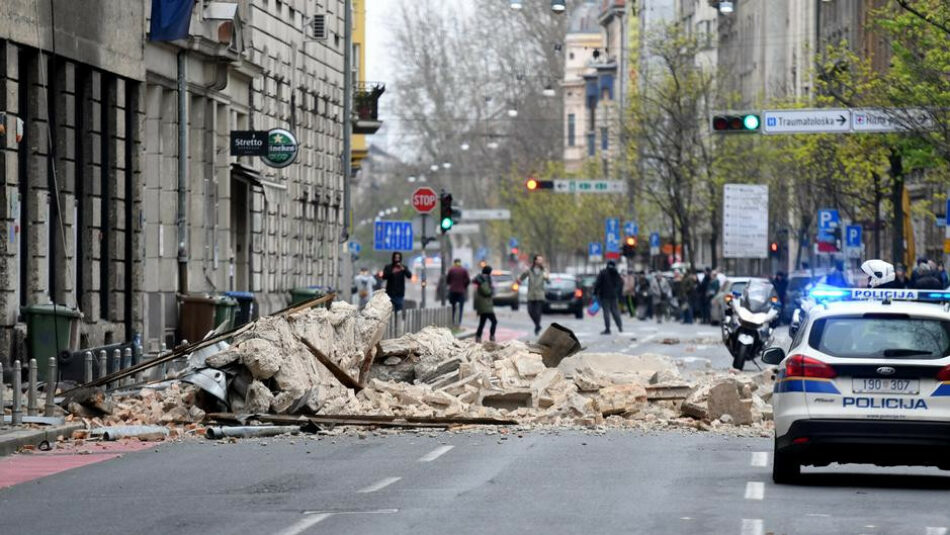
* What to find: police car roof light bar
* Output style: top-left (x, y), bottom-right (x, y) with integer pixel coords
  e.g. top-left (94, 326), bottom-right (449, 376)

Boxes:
top-left (808, 285), bottom-right (950, 303)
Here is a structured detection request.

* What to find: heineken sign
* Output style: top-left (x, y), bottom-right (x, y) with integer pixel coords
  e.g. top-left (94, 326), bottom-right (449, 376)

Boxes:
top-left (229, 128), bottom-right (299, 168)
top-left (262, 128), bottom-right (298, 168)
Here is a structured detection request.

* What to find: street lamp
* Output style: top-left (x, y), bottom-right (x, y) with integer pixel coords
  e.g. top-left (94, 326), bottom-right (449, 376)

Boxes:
top-left (542, 84), bottom-right (556, 97)
top-left (487, 141), bottom-right (499, 150)
top-left (430, 164), bottom-right (440, 172)
top-left (509, 0), bottom-right (523, 9)
top-left (408, 176), bottom-right (417, 183)
top-left (718, 1), bottom-right (734, 14)
top-left (460, 143), bottom-right (470, 151)
top-left (551, 0), bottom-right (566, 13)
top-left (507, 107), bottom-right (519, 118)
top-left (442, 162), bottom-right (452, 169)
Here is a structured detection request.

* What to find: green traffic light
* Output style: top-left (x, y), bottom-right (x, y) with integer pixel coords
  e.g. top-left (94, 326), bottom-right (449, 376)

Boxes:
top-left (743, 114), bottom-right (760, 130)
top-left (440, 217), bottom-right (453, 230)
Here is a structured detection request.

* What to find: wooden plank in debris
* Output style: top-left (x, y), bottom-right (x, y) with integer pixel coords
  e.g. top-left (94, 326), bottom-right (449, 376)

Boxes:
top-left (66, 293), bottom-right (336, 393)
top-left (645, 385), bottom-right (691, 401)
top-left (299, 338), bottom-right (362, 391)
top-left (205, 412), bottom-right (517, 428)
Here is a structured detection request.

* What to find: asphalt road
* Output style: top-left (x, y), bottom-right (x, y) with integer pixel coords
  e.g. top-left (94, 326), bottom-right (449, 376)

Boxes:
top-left (2, 430), bottom-right (949, 535)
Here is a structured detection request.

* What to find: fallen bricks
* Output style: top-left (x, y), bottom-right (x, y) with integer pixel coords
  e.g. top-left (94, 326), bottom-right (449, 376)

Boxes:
top-left (53, 290), bottom-right (776, 439)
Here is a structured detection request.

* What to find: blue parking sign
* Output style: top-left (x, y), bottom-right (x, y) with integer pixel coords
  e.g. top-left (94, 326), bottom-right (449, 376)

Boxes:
top-left (845, 225), bottom-right (862, 248)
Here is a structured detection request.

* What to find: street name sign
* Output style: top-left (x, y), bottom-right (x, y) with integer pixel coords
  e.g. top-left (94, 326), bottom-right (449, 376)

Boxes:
top-left (411, 187), bottom-right (438, 213)
top-left (459, 209), bottom-right (511, 221)
top-left (553, 179), bottom-right (627, 194)
top-left (588, 242), bottom-right (603, 263)
top-left (447, 223), bottom-right (480, 235)
top-left (851, 108), bottom-right (935, 133)
top-left (373, 221), bottom-right (414, 251)
top-left (723, 184), bottom-right (769, 258)
top-left (762, 109), bottom-right (850, 135)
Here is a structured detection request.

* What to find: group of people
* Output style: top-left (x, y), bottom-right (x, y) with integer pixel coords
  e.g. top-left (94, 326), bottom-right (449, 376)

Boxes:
top-left (861, 257), bottom-right (950, 290)
top-left (593, 265), bottom-right (726, 331)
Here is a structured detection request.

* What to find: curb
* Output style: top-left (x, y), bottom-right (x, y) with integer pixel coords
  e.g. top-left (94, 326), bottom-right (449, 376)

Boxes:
top-left (0, 423), bottom-right (84, 457)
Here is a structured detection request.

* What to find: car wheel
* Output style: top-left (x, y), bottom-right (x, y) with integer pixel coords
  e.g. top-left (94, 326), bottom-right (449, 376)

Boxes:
top-left (772, 445), bottom-right (801, 484)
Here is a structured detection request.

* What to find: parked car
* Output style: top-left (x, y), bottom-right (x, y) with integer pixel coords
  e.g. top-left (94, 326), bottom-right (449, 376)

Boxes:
top-left (780, 269), bottom-right (828, 323)
top-left (491, 270), bottom-right (520, 310)
top-left (710, 277), bottom-right (770, 324)
top-left (543, 273), bottom-right (585, 319)
top-left (577, 273), bottom-right (598, 305)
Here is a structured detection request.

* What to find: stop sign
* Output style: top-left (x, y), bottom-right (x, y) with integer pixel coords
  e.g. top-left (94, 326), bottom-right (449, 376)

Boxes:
top-left (411, 187), bottom-right (438, 213)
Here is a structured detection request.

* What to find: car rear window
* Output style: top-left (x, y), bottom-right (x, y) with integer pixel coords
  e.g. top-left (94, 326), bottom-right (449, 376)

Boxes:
top-left (729, 282), bottom-right (748, 295)
top-left (787, 277), bottom-right (811, 291)
top-left (494, 274), bottom-right (513, 283)
top-left (548, 278), bottom-right (577, 290)
top-left (808, 315), bottom-right (950, 359)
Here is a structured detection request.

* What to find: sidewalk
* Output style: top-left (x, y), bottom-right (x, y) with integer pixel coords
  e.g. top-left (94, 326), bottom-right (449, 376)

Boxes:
top-left (0, 423), bottom-right (84, 457)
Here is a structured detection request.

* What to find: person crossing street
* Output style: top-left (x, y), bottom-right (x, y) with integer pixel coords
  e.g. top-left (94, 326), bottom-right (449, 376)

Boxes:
top-left (594, 260), bottom-right (624, 334)
top-left (472, 265), bottom-right (497, 343)
top-left (446, 258), bottom-right (470, 326)
top-left (519, 255), bottom-right (550, 335)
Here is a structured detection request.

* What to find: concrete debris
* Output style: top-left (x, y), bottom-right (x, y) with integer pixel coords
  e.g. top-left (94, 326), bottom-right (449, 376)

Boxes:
top-left (57, 292), bottom-right (777, 437)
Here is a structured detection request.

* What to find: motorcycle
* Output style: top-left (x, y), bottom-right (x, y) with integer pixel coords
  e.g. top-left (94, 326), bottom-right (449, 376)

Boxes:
top-left (722, 280), bottom-right (780, 370)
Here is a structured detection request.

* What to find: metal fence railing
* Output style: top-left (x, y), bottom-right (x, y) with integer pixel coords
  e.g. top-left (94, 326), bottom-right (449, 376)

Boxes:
top-left (383, 305), bottom-right (454, 339)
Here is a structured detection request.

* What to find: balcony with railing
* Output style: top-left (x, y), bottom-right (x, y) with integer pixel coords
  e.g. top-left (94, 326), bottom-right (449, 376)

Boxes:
top-left (354, 82), bottom-right (385, 134)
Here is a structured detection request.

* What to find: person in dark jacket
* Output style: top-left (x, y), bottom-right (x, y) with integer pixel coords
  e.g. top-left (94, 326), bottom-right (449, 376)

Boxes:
top-left (445, 259), bottom-right (471, 326)
top-left (913, 263), bottom-right (943, 289)
top-left (382, 252), bottom-right (412, 311)
top-left (894, 264), bottom-right (911, 288)
top-left (594, 260), bottom-right (624, 334)
top-left (472, 265), bottom-right (497, 343)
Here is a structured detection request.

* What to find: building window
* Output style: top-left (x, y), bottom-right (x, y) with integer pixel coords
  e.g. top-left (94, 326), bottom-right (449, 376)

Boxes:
top-left (587, 133), bottom-right (595, 157)
top-left (601, 127), bottom-right (608, 151)
top-left (567, 114), bottom-right (576, 147)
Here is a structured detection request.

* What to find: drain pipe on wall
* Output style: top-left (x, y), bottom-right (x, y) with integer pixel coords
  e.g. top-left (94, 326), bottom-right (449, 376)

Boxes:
top-left (177, 49), bottom-right (189, 294)
top-left (339, 0), bottom-right (353, 299)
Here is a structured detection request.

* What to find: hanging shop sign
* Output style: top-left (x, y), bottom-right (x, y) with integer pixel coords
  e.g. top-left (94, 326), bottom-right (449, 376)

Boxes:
top-left (230, 130), bottom-right (269, 156)
top-left (261, 128), bottom-right (298, 168)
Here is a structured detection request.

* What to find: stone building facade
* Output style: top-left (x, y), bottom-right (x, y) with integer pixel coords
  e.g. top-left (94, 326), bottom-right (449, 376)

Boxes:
top-left (0, 0), bottom-right (350, 368)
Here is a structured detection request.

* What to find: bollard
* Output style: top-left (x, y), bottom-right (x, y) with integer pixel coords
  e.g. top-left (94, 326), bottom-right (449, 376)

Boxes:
top-left (109, 349), bottom-right (121, 389)
top-left (160, 342), bottom-right (168, 379)
top-left (27, 359), bottom-right (38, 416)
top-left (45, 357), bottom-right (57, 417)
top-left (84, 351), bottom-right (94, 383)
top-left (98, 350), bottom-right (108, 379)
top-left (11, 360), bottom-right (22, 425)
top-left (123, 348), bottom-right (133, 386)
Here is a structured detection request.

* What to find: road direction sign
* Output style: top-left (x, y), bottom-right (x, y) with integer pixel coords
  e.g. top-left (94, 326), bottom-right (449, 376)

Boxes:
top-left (845, 225), bottom-right (862, 248)
top-left (588, 242), bottom-right (603, 263)
top-left (554, 179), bottom-right (627, 194)
top-left (459, 209), bottom-right (511, 221)
top-left (624, 221), bottom-right (638, 236)
top-left (411, 187), bottom-right (438, 213)
top-left (605, 218), bottom-right (621, 257)
top-left (762, 109), bottom-right (851, 135)
top-left (851, 108), bottom-right (935, 133)
top-left (373, 221), bottom-right (414, 251)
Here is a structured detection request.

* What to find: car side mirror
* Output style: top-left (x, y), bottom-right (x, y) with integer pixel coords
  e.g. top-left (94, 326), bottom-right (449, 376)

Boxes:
top-left (761, 347), bottom-right (785, 365)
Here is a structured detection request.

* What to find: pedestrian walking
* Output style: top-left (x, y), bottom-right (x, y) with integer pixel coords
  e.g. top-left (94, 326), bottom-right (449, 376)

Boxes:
top-left (671, 272), bottom-right (683, 322)
top-left (446, 258), bottom-right (471, 326)
top-left (698, 267), bottom-right (711, 324)
top-left (894, 264), bottom-right (911, 288)
top-left (473, 265), bottom-right (497, 343)
top-left (650, 272), bottom-right (672, 323)
top-left (519, 255), bottom-right (550, 335)
top-left (382, 252), bottom-right (412, 312)
top-left (594, 260), bottom-right (624, 334)
top-left (939, 262), bottom-right (950, 288)
top-left (353, 266), bottom-right (375, 309)
top-left (636, 272), bottom-right (652, 320)
top-left (703, 269), bottom-right (720, 324)
top-left (680, 271), bottom-right (697, 324)
top-left (622, 269), bottom-right (637, 316)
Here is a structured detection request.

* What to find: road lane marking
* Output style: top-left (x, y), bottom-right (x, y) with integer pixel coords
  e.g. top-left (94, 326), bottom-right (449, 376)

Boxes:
top-left (741, 518), bottom-right (764, 535)
top-left (274, 513), bottom-right (333, 535)
top-left (357, 477), bottom-right (401, 493)
top-left (628, 333), bottom-right (659, 350)
top-left (750, 452), bottom-right (768, 467)
top-left (419, 445), bottom-right (454, 462)
top-left (744, 481), bottom-right (764, 500)
top-left (926, 528), bottom-right (948, 535)
top-left (806, 514), bottom-right (831, 518)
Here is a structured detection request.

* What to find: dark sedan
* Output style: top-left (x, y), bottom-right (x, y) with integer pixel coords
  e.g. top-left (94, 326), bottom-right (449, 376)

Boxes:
top-left (543, 274), bottom-right (584, 319)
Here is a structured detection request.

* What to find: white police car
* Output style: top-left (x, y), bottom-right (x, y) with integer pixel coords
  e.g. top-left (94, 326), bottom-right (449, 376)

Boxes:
top-left (763, 287), bottom-right (950, 484)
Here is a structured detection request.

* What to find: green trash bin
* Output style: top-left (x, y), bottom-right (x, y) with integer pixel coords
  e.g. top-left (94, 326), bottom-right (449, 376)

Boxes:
top-left (213, 295), bottom-right (238, 331)
top-left (22, 304), bottom-right (82, 381)
top-left (289, 286), bottom-right (327, 306)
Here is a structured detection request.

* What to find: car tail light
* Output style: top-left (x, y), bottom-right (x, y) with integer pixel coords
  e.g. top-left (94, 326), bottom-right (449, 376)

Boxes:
top-left (785, 354), bottom-right (836, 379)
top-left (792, 437), bottom-right (810, 444)
top-left (573, 289), bottom-right (583, 298)
top-left (724, 294), bottom-right (733, 303)
top-left (937, 364), bottom-right (950, 381)
top-left (512, 283), bottom-right (520, 291)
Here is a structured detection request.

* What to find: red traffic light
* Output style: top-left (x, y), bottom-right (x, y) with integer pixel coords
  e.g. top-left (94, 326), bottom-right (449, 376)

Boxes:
top-left (511, 247), bottom-right (519, 255)
top-left (770, 242), bottom-right (779, 253)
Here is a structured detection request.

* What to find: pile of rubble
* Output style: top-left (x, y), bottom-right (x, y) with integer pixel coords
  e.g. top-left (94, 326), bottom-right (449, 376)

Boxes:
top-left (62, 292), bottom-right (775, 437)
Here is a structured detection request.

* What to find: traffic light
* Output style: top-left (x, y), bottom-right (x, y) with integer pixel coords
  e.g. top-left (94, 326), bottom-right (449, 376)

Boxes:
top-left (525, 177), bottom-right (554, 191)
top-left (622, 236), bottom-right (637, 257)
top-left (439, 192), bottom-right (454, 233)
top-left (769, 241), bottom-right (779, 257)
top-left (711, 114), bottom-right (760, 133)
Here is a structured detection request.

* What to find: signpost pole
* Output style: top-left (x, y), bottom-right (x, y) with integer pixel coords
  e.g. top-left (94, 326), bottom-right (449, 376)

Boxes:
top-left (439, 233), bottom-right (448, 307)
top-left (420, 214), bottom-right (428, 309)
